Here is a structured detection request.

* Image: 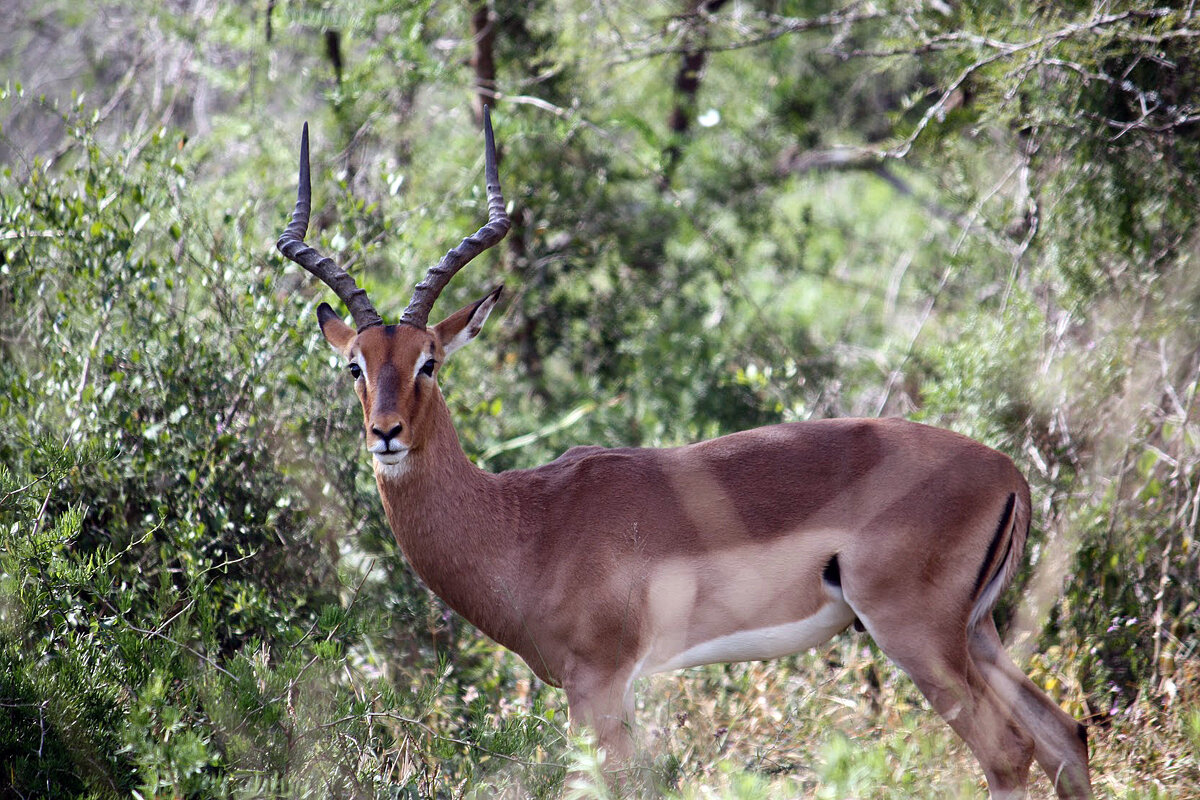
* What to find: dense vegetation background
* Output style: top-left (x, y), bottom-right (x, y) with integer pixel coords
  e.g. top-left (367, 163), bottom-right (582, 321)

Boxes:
top-left (1, 1), bottom-right (1198, 797)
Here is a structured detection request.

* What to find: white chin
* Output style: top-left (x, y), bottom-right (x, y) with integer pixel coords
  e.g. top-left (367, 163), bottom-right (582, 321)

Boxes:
top-left (372, 451), bottom-right (408, 467)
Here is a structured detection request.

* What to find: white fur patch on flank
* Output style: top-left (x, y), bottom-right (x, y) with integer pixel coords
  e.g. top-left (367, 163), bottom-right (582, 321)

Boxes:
top-left (643, 599), bottom-right (857, 675)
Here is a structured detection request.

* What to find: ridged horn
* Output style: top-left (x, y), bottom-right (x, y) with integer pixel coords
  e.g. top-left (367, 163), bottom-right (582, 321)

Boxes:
top-left (399, 105), bottom-right (510, 329)
top-left (277, 122), bottom-right (384, 332)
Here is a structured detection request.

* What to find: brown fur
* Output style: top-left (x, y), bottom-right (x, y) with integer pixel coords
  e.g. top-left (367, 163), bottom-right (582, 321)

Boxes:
top-left (315, 293), bottom-right (1092, 799)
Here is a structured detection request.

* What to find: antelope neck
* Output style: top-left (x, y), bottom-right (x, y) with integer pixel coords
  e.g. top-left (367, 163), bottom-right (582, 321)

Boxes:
top-left (373, 399), bottom-right (523, 648)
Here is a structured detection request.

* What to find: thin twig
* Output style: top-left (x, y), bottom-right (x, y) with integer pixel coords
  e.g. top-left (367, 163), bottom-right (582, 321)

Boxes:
top-left (609, 4), bottom-right (887, 64)
top-left (71, 303), bottom-right (114, 413)
top-left (310, 709), bottom-right (570, 770)
top-left (122, 621), bottom-right (239, 681)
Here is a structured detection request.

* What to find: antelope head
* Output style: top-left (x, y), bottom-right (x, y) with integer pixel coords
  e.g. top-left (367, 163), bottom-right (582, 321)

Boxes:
top-left (273, 111), bottom-right (1096, 800)
top-left (277, 109), bottom-right (510, 468)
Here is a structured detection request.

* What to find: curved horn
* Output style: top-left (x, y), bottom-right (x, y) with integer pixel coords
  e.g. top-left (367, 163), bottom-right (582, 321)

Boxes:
top-left (277, 123), bottom-right (384, 332)
top-left (399, 106), bottom-right (511, 329)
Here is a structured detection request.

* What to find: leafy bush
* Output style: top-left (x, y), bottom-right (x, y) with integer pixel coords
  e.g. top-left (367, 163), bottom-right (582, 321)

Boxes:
top-left (2, 1), bottom-right (1199, 797)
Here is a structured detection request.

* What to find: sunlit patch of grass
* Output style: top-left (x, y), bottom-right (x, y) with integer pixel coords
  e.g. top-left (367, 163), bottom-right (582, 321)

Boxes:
top-left (1086, 661), bottom-right (1200, 799)
top-left (623, 637), bottom-right (994, 798)
top-left (576, 642), bottom-right (1199, 799)
top-left (402, 637), bottom-right (1200, 799)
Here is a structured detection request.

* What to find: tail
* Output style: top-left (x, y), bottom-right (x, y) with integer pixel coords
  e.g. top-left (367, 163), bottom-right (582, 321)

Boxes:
top-left (968, 482), bottom-right (1031, 629)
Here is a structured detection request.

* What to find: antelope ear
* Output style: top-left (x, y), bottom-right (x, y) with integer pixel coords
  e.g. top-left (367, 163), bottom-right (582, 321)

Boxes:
top-left (433, 285), bottom-right (503, 358)
top-left (317, 302), bottom-right (356, 351)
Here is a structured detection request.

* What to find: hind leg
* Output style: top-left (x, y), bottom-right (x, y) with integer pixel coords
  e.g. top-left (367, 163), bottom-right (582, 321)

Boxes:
top-left (854, 609), bottom-right (1035, 799)
top-left (969, 618), bottom-right (1092, 799)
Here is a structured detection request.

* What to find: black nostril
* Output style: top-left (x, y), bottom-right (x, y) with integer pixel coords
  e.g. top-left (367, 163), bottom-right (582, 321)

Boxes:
top-left (372, 424), bottom-right (403, 442)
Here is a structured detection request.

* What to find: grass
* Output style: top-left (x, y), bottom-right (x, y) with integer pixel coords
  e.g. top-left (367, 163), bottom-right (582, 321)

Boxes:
top-left (442, 634), bottom-right (1200, 799)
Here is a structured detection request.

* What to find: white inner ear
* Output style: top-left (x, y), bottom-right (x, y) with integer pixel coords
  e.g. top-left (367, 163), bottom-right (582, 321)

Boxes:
top-left (442, 295), bottom-right (498, 358)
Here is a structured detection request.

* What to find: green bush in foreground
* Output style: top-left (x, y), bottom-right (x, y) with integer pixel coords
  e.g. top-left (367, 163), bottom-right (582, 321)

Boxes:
top-left (0, 97), bottom-right (568, 799)
top-left (3, 2), bottom-right (1200, 796)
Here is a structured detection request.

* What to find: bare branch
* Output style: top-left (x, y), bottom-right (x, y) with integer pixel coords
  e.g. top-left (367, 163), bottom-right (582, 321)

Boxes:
top-left (469, 2), bottom-right (497, 125)
top-left (609, 3), bottom-right (887, 64)
top-left (661, 0), bottom-right (730, 188)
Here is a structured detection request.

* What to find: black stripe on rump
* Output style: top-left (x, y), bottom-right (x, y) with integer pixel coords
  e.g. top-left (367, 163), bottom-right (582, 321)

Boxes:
top-left (822, 555), bottom-right (866, 631)
top-left (822, 554), bottom-right (841, 587)
top-left (972, 492), bottom-right (1016, 599)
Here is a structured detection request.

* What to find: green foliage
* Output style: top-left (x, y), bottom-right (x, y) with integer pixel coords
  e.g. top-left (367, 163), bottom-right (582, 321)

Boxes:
top-left (2, 0), bottom-right (1199, 797)
top-left (0, 98), bottom-right (514, 798)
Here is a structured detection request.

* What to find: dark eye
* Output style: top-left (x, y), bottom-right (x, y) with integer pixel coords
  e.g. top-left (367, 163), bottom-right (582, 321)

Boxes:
top-left (348, 362), bottom-right (362, 379)
top-left (419, 358), bottom-right (436, 378)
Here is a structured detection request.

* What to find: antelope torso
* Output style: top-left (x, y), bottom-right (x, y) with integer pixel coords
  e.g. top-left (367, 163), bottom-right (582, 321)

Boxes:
top-left (277, 110), bottom-right (1092, 798)
top-left (375, 417), bottom-right (1023, 694)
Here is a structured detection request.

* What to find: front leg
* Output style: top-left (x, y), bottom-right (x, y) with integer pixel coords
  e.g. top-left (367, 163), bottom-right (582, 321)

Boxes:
top-left (564, 667), bottom-right (637, 762)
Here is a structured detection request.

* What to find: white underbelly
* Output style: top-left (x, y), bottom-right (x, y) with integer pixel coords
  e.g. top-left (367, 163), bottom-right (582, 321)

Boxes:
top-left (641, 598), bottom-right (856, 676)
